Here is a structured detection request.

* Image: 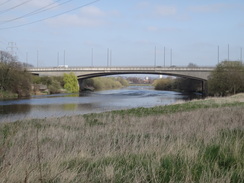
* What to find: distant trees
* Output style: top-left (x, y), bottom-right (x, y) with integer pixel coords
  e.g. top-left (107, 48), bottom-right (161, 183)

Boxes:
top-left (153, 77), bottom-right (174, 90)
top-left (0, 51), bottom-right (32, 98)
top-left (153, 77), bottom-right (202, 93)
top-left (187, 63), bottom-right (198, 68)
top-left (174, 78), bottom-right (202, 93)
top-left (127, 77), bottom-right (154, 84)
top-left (32, 75), bottom-right (64, 94)
top-left (153, 62), bottom-right (202, 93)
top-left (208, 61), bottom-right (244, 96)
top-left (83, 77), bottom-right (129, 91)
top-left (63, 73), bottom-right (79, 93)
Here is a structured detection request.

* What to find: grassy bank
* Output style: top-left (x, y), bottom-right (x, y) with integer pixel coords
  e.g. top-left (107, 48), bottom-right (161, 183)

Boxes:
top-left (0, 94), bottom-right (244, 182)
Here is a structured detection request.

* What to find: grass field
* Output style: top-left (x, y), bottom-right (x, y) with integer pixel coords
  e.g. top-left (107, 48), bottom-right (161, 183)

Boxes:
top-left (0, 94), bottom-right (244, 182)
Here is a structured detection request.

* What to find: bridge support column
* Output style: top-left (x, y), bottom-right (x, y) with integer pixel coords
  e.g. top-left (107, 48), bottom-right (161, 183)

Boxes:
top-left (78, 79), bottom-right (85, 92)
top-left (78, 79), bottom-right (94, 92)
top-left (202, 80), bottom-right (208, 97)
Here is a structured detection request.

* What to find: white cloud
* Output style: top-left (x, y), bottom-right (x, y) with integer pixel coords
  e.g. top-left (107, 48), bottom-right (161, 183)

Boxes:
top-left (146, 26), bottom-right (181, 33)
top-left (28, 0), bottom-right (56, 8)
top-left (189, 4), bottom-right (230, 13)
top-left (46, 6), bottom-right (107, 28)
top-left (136, 1), bottom-right (150, 9)
top-left (6, 0), bottom-right (57, 9)
top-left (154, 6), bottom-right (177, 16)
top-left (147, 26), bottom-right (159, 32)
top-left (135, 2), bottom-right (177, 18)
top-left (79, 6), bottom-right (105, 17)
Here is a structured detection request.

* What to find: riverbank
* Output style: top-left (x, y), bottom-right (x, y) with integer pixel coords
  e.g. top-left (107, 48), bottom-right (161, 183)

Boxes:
top-left (0, 94), bottom-right (244, 182)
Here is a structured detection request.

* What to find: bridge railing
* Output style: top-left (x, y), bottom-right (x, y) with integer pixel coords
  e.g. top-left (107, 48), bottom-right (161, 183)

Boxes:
top-left (28, 66), bottom-right (215, 72)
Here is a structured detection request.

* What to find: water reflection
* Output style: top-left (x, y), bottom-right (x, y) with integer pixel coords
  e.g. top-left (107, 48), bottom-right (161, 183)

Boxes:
top-left (0, 86), bottom-right (200, 123)
top-left (0, 104), bottom-right (31, 115)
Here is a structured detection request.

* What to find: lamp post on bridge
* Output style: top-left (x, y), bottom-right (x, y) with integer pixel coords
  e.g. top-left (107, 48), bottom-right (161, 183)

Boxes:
top-left (228, 44), bottom-right (230, 61)
top-left (217, 45), bottom-right (219, 64)
top-left (154, 46), bottom-right (156, 67)
top-left (241, 47), bottom-right (243, 63)
top-left (164, 46), bottom-right (166, 67)
top-left (57, 52), bottom-right (59, 66)
top-left (63, 50), bottom-right (66, 66)
top-left (36, 50), bottom-right (39, 68)
top-left (107, 48), bottom-right (109, 67)
top-left (110, 49), bottom-right (112, 67)
top-left (170, 48), bottom-right (172, 66)
top-left (91, 48), bottom-right (93, 67)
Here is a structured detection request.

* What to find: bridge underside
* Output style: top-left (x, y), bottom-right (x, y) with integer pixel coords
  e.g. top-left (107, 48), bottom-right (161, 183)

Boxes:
top-left (30, 67), bottom-right (212, 95)
top-left (77, 71), bottom-right (208, 81)
top-left (77, 71), bottom-right (208, 96)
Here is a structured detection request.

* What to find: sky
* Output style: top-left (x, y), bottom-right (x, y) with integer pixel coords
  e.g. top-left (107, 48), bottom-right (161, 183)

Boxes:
top-left (0, 0), bottom-right (243, 67)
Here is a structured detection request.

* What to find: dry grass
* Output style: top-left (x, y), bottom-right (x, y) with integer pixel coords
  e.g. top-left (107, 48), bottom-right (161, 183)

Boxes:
top-left (0, 94), bottom-right (244, 182)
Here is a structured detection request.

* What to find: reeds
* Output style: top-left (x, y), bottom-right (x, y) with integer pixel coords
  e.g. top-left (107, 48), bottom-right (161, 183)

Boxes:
top-left (0, 95), bottom-right (244, 182)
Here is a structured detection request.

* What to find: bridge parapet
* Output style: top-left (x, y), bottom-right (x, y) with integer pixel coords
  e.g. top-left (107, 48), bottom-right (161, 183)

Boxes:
top-left (28, 66), bottom-right (214, 80)
top-left (28, 66), bottom-right (214, 71)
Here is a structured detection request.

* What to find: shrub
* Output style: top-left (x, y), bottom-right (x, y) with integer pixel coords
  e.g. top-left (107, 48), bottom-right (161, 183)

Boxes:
top-left (63, 73), bottom-right (79, 93)
top-left (208, 61), bottom-right (244, 96)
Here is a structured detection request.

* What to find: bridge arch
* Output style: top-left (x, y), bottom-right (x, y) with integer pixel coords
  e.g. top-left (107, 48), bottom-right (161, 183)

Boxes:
top-left (28, 66), bottom-right (213, 95)
top-left (77, 71), bottom-right (208, 95)
top-left (77, 72), bottom-right (207, 81)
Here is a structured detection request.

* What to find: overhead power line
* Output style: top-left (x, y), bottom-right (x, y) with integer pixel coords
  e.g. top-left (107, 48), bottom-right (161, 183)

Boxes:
top-left (0, 0), bottom-right (13, 7)
top-left (0, 0), bottom-right (34, 15)
top-left (0, 0), bottom-right (101, 30)
top-left (0, 0), bottom-right (73, 25)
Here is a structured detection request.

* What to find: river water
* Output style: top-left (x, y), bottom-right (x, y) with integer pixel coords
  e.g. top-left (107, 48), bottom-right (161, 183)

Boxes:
top-left (0, 86), bottom-right (199, 123)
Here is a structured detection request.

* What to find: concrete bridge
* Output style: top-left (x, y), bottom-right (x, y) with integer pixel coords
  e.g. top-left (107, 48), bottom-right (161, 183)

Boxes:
top-left (28, 66), bottom-right (214, 94)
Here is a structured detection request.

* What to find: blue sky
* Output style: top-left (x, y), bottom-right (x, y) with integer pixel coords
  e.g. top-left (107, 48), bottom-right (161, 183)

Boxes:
top-left (0, 0), bottom-right (243, 67)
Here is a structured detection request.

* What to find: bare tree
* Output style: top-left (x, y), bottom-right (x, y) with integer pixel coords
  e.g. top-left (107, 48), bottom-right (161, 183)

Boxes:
top-left (0, 50), bottom-right (32, 97)
top-left (0, 50), bottom-right (16, 63)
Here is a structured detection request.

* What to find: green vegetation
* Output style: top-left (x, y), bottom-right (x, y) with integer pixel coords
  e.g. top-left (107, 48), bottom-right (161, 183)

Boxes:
top-left (0, 90), bottom-right (18, 99)
top-left (127, 76), bottom-right (154, 85)
top-left (153, 77), bottom-right (202, 93)
top-left (153, 77), bottom-right (174, 90)
top-left (32, 75), bottom-right (64, 94)
top-left (0, 51), bottom-right (32, 98)
top-left (208, 61), bottom-right (244, 96)
top-left (0, 94), bottom-right (243, 182)
top-left (153, 63), bottom-right (202, 93)
top-left (63, 73), bottom-right (79, 93)
top-left (84, 77), bottom-right (129, 91)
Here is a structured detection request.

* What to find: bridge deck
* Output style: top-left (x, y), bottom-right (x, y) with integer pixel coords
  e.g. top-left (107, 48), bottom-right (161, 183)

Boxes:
top-left (28, 66), bottom-right (214, 81)
top-left (29, 66), bottom-right (214, 72)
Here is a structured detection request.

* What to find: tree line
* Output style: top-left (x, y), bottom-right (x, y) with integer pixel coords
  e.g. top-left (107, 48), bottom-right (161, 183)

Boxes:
top-left (0, 50), bottom-right (80, 98)
top-left (0, 49), bottom-right (129, 99)
top-left (1, 49), bottom-right (243, 98)
top-left (83, 77), bottom-right (129, 91)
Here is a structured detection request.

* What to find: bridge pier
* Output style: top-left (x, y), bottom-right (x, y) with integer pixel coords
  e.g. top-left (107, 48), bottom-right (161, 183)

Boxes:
top-left (78, 79), bottom-right (94, 92)
top-left (202, 80), bottom-right (208, 96)
top-left (78, 79), bottom-right (85, 92)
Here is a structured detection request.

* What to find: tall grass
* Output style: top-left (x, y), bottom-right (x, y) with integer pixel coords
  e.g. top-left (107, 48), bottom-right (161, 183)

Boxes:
top-left (0, 95), bottom-right (244, 182)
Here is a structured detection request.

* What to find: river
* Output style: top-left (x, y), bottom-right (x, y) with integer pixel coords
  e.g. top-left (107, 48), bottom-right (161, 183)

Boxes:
top-left (0, 86), bottom-right (200, 123)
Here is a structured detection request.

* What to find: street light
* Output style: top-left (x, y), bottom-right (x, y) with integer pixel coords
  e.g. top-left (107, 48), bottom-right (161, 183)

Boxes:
top-left (241, 47), bottom-right (243, 63)
top-left (154, 46), bottom-right (156, 67)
